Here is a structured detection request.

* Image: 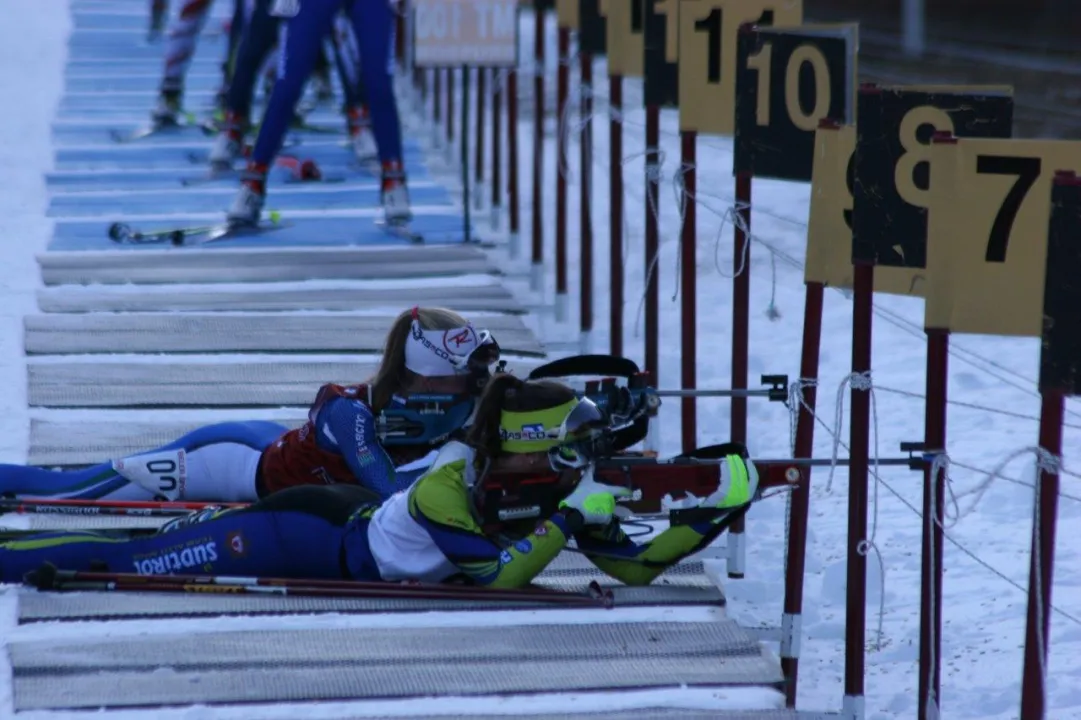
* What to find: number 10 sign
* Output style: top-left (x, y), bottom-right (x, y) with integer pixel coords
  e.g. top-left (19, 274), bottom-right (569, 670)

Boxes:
top-left (412, 0), bottom-right (520, 68)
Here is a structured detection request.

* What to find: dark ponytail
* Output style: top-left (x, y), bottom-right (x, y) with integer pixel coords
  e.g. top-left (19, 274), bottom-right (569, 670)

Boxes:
top-left (466, 374), bottom-right (578, 466)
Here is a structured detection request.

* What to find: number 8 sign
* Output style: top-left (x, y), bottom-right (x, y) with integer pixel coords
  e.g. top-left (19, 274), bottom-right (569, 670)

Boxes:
top-left (924, 136), bottom-right (1081, 337)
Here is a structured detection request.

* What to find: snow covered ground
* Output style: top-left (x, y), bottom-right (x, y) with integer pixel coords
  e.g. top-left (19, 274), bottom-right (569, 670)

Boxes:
top-left (1, 2), bottom-right (1080, 719)
top-left (479, 15), bottom-right (1081, 720)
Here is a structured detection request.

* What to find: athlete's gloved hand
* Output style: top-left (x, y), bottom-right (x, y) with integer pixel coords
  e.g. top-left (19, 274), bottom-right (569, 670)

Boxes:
top-left (558, 466), bottom-right (633, 526)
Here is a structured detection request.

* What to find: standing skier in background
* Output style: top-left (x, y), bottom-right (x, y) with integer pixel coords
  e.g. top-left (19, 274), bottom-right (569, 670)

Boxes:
top-left (208, 2), bottom-right (377, 169)
top-left (149, 0), bottom-right (335, 128)
top-left (150, 0), bottom-right (244, 125)
top-left (226, 0), bottom-right (410, 228)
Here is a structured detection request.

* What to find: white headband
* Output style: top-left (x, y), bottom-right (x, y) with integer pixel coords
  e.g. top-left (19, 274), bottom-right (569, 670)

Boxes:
top-left (405, 319), bottom-right (482, 376)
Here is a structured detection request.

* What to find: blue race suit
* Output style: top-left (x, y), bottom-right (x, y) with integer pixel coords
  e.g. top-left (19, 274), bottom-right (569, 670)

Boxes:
top-left (0, 421), bottom-right (285, 502)
top-left (0, 485), bottom-right (383, 584)
top-left (0, 385), bottom-right (450, 503)
top-left (227, 0), bottom-right (367, 120)
top-left (251, 0), bottom-right (401, 165)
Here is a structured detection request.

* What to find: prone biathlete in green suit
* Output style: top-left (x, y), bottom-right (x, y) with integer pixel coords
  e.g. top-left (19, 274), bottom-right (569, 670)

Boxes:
top-left (0, 374), bottom-right (759, 587)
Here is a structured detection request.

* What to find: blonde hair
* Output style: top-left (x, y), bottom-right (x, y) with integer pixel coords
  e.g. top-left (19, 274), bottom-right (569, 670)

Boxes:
top-left (367, 306), bottom-right (471, 411)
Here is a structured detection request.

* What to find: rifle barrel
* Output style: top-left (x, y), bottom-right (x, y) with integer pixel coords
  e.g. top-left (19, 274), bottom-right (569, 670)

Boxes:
top-left (755, 457), bottom-right (914, 468)
top-left (599, 456), bottom-right (914, 468)
top-left (653, 388), bottom-right (775, 398)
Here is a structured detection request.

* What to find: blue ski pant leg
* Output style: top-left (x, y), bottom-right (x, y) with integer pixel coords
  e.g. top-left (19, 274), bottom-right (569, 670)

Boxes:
top-left (226, 0), bottom-right (280, 118)
top-left (349, 0), bottom-right (402, 163)
top-left (158, 420), bottom-right (286, 454)
top-left (334, 14), bottom-right (368, 107)
top-left (328, 17), bottom-right (361, 109)
top-left (0, 461), bottom-right (134, 501)
top-left (250, 0), bottom-right (339, 165)
top-left (224, 0), bottom-right (248, 82)
top-left (0, 421), bottom-right (286, 501)
top-left (0, 485), bottom-right (379, 584)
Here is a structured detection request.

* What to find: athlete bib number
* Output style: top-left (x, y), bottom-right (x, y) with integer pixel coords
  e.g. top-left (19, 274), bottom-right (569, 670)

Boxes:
top-left (113, 449), bottom-right (188, 501)
top-left (270, 0), bottom-right (300, 18)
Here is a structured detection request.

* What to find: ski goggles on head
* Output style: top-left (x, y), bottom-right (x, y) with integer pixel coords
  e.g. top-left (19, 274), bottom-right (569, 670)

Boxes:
top-left (404, 315), bottom-right (501, 380)
top-left (499, 397), bottom-right (611, 470)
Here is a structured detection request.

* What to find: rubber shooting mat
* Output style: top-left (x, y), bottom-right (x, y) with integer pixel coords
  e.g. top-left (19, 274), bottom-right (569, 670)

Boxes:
top-left (54, 139), bottom-right (383, 170)
top-left (49, 213), bottom-right (471, 251)
top-left (25, 313), bottom-right (544, 356)
top-left (35, 244), bottom-right (500, 285)
top-left (10, 620), bottom-right (784, 710)
top-left (27, 412), bottom-right (308, 466)
top-left (47, 182), bottom-right (453, 217)
top-left (27, 355), bottom-right (543, 408)
top-left (36, 279), bottom-right (526, 313)
top-left (273, 712), bottom-right (807, 720)
top-left (45, 163), bottom-right (360, 192)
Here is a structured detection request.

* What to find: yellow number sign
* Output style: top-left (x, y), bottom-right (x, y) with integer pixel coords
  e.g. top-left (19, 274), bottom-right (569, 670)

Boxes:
top-left (804, 123), bottom-right (925, 295)
top-left (677, 0), bottom-right (802, 135)
top-left (604, 0), bottom-right (644, 77)
top-left (657, 0), bottom-right (679, 63)
top-left (925, 137), bottom-right (1081, 336)
top-left (557, 0), bottom-right (579, 27)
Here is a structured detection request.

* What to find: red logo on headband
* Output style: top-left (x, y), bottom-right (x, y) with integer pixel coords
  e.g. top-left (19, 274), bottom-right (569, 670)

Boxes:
top-left (443, 326), bottom-right (477, 351)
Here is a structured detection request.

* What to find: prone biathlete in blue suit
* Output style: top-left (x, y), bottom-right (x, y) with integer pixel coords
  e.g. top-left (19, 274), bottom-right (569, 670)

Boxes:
top-left (0, 308), bottom-right (498, 504)
top-left (0, 376), bottom-right (761, 588)
top-left (226, 0), bottom-right (410, 227)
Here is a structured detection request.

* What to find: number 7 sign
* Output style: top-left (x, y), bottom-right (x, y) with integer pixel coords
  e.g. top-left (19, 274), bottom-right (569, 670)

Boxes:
top-left (924, 135), bottom-right (1081, 337)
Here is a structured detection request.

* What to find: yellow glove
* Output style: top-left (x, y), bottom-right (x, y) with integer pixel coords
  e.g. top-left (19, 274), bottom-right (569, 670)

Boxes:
top-left (558, 466), bottom-right (633, 526)
top-left (703, 454), bottom-right (760, 518)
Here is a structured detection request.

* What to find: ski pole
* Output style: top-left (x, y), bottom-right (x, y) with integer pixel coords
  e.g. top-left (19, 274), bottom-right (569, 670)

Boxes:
top-left (27, 565), bottom-right (614, 608)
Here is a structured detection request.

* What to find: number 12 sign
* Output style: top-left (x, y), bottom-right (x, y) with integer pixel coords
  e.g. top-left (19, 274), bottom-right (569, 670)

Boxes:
top-left (413, 0), bottom-right (520, 68)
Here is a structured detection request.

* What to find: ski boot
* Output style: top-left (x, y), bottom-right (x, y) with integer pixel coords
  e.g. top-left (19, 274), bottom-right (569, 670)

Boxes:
top-left (150, 87), bottom-right (183, 128)
top-left (381, 160), bottom-right (413, 225)
top-left (288, 111), bottom-right (309, 130)
top-left (208, 110), bottom-right (247, 171)
top-left (310, 64), bottom-right (335, 108)
top-left (347, 105), bottom-right (378, 164)
top-left (216, 61), bottom-right (232, 112)
top-left (226, 161), bottom-right (268, 227)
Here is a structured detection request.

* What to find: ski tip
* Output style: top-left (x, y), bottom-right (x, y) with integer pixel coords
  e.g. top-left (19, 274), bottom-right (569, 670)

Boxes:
top-left (377, 221), bottom-right (425, 244)
top-left (24, 561), bottom-right (59, 591)
top-left (107, 222), bottom-right (129, 242)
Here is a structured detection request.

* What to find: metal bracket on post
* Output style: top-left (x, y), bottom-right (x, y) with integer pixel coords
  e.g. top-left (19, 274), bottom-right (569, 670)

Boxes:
top-left (900, 441), bottom-right (940, 472)
top-left (761, 374), bottom-right (789, 402)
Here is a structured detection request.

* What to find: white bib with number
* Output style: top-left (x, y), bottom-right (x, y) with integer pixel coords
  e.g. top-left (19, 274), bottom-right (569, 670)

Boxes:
top-left (270, 0), bottom-right (300, 18)
top-left (113, 448), bottom-right (188, 501)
